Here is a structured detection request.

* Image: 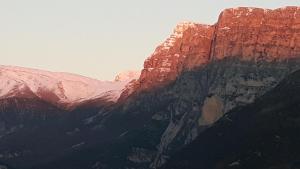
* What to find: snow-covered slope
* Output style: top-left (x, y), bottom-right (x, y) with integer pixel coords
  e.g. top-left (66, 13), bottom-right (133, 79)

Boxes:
top-left (0, 65), bottom-right (139, 110)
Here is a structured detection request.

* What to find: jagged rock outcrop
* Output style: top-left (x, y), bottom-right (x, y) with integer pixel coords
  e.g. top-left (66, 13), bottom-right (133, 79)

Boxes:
top-left (128, 6), bottom-right (300, 95)
top-left (135, 22), bottom-right (214, 91)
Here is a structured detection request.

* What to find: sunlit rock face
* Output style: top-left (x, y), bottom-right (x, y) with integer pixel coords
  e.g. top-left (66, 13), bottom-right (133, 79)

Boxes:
top-left (212, 7), bottom-right (300, 60)
top-left (136, 22), bottom-right (214, 91)
top-left (127, 7), bottom-right (300, 97)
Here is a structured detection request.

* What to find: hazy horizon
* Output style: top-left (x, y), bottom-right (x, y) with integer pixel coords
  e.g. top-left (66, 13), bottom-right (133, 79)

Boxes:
top-left (1, 0), bottom-right (299, 80)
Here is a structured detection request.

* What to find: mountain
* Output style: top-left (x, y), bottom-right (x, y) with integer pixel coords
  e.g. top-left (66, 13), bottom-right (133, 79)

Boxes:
top-left (124, 6), bottom-right (300, 97)
top-left (162, 69), bottom-right (300, 169)
top-left (0, 6), bottom-right (300, 169)
top-left (103, 6), bottom-right (300, 169)
top-left (0, 65), bottom-right (138, 110)
top-left (0, 66), bottom-right (139, 168)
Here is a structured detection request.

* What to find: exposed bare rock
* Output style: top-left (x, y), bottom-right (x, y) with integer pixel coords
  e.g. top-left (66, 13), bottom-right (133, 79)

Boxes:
top-left (211, 7), bottom-right (300, 60)
top-left (198, 95), bottom-right (224, 126)
top-left (127, 7), bottom-right (300, 97)
top-left (137, 22), bottom-right (214, 91)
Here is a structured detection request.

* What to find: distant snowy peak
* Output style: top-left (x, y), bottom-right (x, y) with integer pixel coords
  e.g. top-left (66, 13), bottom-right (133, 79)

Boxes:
top-left (0, 65), bottom-right (134, 110)
top-left (114, 70), bottom-right (140, 82)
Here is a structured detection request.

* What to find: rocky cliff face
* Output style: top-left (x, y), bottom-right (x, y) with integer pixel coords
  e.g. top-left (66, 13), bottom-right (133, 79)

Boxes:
top-left (148, 59), bottom-right (300, 168)
top-left (163, 69), bottom-right (300, 169)
top-left (129, 6), bottom-right (300, 95)
top-left (212, 6), bottom-right (300, 60)
top-left (117, 6), bottom-right (300, 169)
top-left (133, 22), bottom-right (214, 91)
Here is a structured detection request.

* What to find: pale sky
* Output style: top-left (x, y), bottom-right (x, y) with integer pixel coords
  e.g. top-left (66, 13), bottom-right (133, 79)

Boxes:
top-left (1, 0), bottom-right (299, 80)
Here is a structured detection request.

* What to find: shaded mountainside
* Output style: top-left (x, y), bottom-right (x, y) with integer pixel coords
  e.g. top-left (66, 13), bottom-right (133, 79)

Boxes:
top-left (163, 69), bottom-right (300, 169)
top-left (0, 97), bottom-right (104, 168)
top-left (31, 59), bottom-right (300, 169)
top-left (0, 67), bottom-right (139, 168)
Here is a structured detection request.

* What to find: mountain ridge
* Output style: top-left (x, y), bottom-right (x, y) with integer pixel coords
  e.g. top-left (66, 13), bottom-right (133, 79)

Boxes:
top-left (0, 65), bottom-right (139, 110)
top-left (121, 6), bottom-right (300, 99)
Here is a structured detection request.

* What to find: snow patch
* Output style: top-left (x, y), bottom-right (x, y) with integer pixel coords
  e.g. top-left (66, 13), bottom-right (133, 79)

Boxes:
top-left (174, 54), bottom-right (180, 57)
top-left (229, 161), bottom-right (240, 167)
top-left (158, 22), bottom-right (199, 51)
top-left (220, 27), bottom-right (231, 30)
top-left (71, 142), bottom-right (85, 149)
